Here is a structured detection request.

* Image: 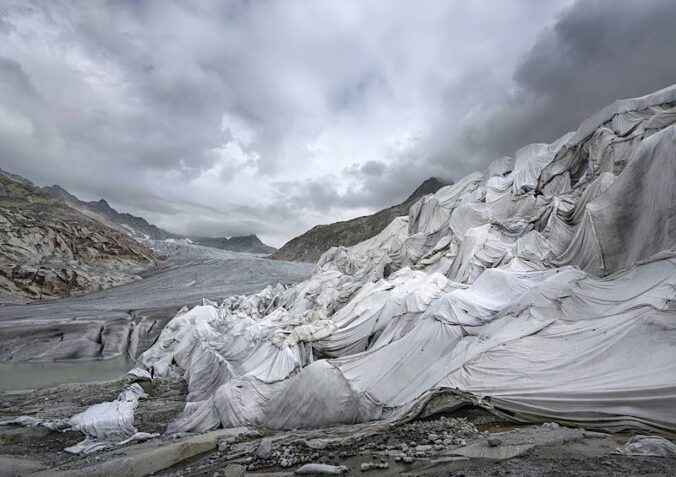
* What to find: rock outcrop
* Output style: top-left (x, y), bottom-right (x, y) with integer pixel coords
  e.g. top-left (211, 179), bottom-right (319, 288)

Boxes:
top-left (271, 177), bottom-right (449, 263)
top-left (42, 184), bottom-right (277, 254)
top-left (42, 184), bottom-right (176, 241)
top-left (0, 171), bottom-right (159, 302)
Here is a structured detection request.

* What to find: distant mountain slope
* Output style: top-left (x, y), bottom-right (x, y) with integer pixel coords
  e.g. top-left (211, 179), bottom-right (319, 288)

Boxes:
top-left (42, 185), bottom-right (176, 240)
top-left (0, 170), bottom-right (159, 302)
top-left (272, 177), bottom-right (449, 263)
top-left (191, 234), bottom-right (276, 254)
top-left (42, 184), bottom-right (276, 253)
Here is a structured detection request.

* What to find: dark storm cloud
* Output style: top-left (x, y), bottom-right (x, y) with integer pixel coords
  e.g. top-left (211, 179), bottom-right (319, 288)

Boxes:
top-left (441, 0), bottom-right (676, 169)
top-left (0, 57), bottom-right (35, 98)
top-left (1, 0), bottom-right (672, 246)
top-left (359, 160), bottom-right (387, 177)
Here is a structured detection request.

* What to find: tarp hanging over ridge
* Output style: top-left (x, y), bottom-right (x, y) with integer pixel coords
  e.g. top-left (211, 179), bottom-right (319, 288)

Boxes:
top-left (133, 84), bottom-right (676, 436)
top-left (12, 85), bottom-right (675, 451)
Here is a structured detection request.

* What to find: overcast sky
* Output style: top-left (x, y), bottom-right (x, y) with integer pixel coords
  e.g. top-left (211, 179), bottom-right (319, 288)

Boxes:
top-left (1, 0), bottom-right (675, 247)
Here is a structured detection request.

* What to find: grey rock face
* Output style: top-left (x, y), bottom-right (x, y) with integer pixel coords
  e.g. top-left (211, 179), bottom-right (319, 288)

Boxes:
top-left (42, 184), bottom-right (175, 241)
top-left (43, 179), bottom-right (276, 254)
top-left (0, 170), bottom-right (159, 302)
top-left (256, 438), bottom-right (273, 459)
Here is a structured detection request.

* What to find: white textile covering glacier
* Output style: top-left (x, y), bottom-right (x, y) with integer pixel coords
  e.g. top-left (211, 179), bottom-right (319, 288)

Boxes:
top-left (136, 84), bottom-right (676, 436)
top-left (0, 382), bottom-right (159, 454)
top-left (18, 85), bottom-right (673, 449)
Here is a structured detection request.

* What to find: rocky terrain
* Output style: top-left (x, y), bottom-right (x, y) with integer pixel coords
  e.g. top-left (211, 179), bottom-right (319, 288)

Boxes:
top-left (0, 169), bottom-right (281, 304)
top-left (271, 177), bottom-right (448, 263)
top-left (43, 183), bottom-right (277, 253)
top-left (42, 184), bottom-right (175, 241)
top-left (2, 377), bottom-right (675, 476)
top-left (0, 170), bottom-right (159, 303)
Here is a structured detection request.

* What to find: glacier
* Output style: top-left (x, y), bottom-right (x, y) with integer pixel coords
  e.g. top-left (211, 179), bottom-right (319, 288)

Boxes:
top-left (141, 85), bottom-right (676, 436)
top-left (7, 84), bottom-right (675, 453)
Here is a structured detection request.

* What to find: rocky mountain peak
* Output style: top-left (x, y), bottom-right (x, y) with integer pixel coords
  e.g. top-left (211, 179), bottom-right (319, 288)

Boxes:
top-left (271, 177), bottom-right (450, 263)
top-left (404, 177), bottom-right (448, 204)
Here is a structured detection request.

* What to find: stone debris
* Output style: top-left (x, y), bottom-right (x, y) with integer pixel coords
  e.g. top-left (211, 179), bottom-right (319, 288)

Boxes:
top-left (360, 461), bottom-right (390, 471)
top-left (256, 437), bottom-right (273, 459)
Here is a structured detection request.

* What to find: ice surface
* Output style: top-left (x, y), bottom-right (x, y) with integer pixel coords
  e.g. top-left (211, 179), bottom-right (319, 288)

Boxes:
top-left (132, 85), bottom-right (676, 436)
top-left (9, 85), bottom-right (676, 451)
top-left (0, 242), bottom-right (312, 364)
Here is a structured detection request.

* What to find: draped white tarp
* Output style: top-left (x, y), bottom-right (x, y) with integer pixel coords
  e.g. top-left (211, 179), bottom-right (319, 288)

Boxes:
top-left (0, 382), bottom-right (158, 454)
top-left (134, 84), bottom-right (676, 436)
top-left (11, 85), bottom-right (676, 448)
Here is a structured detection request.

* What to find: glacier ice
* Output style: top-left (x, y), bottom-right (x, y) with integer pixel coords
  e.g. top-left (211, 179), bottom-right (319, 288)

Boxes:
top-left (14, 85), bottom-right (676, 451)
top-left (137, 84), bottom-right (676, 436)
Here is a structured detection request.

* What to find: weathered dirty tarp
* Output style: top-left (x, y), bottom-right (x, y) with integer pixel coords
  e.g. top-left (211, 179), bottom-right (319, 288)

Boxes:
top-left (136, 84), bottom-right (676, 436)
top-left (8, 85), bottom-right (676, 450)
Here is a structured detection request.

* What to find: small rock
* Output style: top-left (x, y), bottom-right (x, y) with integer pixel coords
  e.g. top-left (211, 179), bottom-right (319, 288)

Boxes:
top-left (428, 433), bottom-right (439, 442)
top-left (487, 437), bottom-right (502, 447)
top-left (402, 456), bottom-right (415, 464)
top-left (361, 462), bottom-right (390, 471)
top-left (220, 464), bottom-right (245, 477)
top-left (256, 438), bottom-right (273, 459)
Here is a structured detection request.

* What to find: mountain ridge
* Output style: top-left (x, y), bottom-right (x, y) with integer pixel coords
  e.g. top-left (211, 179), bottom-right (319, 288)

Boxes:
top-left (0, 169), bottom-right (159, 302)
top-left (40, 182), bottom-right (276, 253)
top-left (190, 234), bottom-right (276, 254)
top-left (271, 177), bottom-right (450, 263)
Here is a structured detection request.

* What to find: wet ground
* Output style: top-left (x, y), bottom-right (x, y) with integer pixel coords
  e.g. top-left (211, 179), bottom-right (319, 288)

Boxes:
top-left (1, 377), bottom-right (674, 476)
top-left (0, 354), bottom-right (136, 391)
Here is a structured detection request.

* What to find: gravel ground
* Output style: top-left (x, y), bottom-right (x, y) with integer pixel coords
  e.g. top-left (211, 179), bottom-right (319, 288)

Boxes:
top-left (0, 376), bottom-right (187, 468)
top-left (1, 378), bottom-right (675, 476)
